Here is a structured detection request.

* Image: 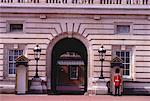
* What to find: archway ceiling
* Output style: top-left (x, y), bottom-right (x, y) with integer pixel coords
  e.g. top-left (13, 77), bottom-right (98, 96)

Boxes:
top-left (52, 38), bottom-right (87, 64)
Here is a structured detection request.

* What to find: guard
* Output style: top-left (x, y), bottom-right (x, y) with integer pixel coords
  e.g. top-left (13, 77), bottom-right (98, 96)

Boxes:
top-left (113, 68), bottom-right (122, 96)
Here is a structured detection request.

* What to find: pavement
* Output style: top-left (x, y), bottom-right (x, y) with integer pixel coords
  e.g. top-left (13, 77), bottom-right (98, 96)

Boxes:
top-left (0, 94), bottom-right (150, 101)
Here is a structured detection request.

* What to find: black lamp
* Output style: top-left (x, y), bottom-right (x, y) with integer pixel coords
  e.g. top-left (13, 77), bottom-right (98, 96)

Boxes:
top-left (33, 44), bottom-right (41, 78)
top-left (98, 45), bottom-right (106, 79)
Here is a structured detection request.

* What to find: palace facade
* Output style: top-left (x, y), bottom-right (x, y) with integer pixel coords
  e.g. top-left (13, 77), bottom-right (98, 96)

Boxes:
top-left (0, 0), bottom-right (150, 95)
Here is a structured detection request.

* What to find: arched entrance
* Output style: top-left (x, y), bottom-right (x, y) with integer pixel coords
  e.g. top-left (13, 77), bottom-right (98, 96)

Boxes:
top-left (52, 38), bottom-right (87, 94)
top-left (46, 33), bottom-right (89, 95)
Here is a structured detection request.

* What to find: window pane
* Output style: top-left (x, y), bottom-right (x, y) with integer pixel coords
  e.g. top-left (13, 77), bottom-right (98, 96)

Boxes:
top-left (14, 69), bottom-right (16, 74)
top-left (123, 64), bottom-right (126, 69)
top-left (126, 70), bottom-right (129, 75)
top-left (71, 72), bottom-right (76, 78)
top-left (121, 52), bottom-right (124, 57)
top-left (9, 69), bottom-right (13, 74)
top-left (10, 24), bottom-right (23, 32)
top-left (9, 50), bottom-right (13, 55)
top-left (70, 66), bottom-right (78, 80)
top-left (14, 56), bottom-right (18, 60)
top-left (9, 56), bottom-right (13, 61)
top-left (126, 52), bottom-right (130, 57)
top-left (9, 63), bottom-right (13, 68)
top-left (14, 63), bottom-right (16, 68)
top-left (116, 52), bottom-right (120, 57)
top-left (126, 58), bottom-right (130, 63)
top-left (14, 50), bottom-right (18, 55)
top-left (126, 64), bottom-right (130, 69)
top-left (71, 67), bottom-right (76, 72)
top-left (117, 25), bottom-right (130, 34)
top-left (19, 50), bottom-right (23, 55)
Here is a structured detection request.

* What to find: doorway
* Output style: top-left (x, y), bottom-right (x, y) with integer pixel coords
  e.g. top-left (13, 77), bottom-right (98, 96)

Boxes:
top-left (51, 38), bottom-right (87, 94)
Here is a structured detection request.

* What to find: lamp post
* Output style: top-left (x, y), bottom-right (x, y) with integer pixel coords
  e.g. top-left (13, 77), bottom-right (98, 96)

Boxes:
top-left (98, 45), bottom-right (106, 79)
top-left (33, 44), bottom-right (41, 78)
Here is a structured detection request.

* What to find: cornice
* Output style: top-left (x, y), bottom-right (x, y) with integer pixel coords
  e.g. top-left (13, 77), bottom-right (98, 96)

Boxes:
top-left (0, 4), bottom-right (150, 15)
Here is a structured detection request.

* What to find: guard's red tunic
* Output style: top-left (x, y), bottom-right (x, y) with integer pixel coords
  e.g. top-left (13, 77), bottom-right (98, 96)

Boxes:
top-left (114, 74), bottom-right (121, 87)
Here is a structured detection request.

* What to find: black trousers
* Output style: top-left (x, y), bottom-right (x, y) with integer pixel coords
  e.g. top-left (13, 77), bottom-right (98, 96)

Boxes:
top-left (115, 86), bottom-right (120, 96)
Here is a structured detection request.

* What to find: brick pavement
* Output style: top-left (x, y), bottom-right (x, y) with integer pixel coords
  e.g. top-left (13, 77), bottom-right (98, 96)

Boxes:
top-left (0, 94), bottom-right (150, 101)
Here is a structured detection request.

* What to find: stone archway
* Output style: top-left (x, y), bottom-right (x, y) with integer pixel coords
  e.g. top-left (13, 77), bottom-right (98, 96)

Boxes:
top-left (46, 33), bottom-right (90, 94)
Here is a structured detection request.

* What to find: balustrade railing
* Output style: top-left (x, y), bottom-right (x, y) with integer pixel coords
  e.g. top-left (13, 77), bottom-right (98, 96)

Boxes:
top-left (0, 0), bottom-right (150, 5)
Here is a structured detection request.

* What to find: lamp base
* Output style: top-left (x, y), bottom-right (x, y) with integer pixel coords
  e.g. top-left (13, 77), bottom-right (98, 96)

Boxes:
top-left (99, 76), bottom-right (104, 79)
top-left (29, 77), bottom-right (43, 94)
top-left (88, 78), bottom-right (108, 95)
top-left (95, 78), bottom-right (108, 94)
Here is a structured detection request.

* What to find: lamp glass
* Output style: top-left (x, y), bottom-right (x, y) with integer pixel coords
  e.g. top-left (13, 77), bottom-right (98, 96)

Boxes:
top-left (34, 45), bottom-right (41, 60)
top-left (98, 45), bottom-right (106, 61)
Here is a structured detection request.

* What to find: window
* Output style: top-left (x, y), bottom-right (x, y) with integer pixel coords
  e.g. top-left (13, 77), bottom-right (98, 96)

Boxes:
top-left (69, 65), bottom-right (78, 80)
top-left (8, 50), bottom-right (23, 74)
top-left (115, 51), bottom-right (131, 76)
top-left (116, 25), bottom-right (130, 34)
top-left (3, 44), bottom-right (25, 79)
top-left (112, 45), bottom-right (134, 79)
top-left (10, 24), bottom-right (23, 32)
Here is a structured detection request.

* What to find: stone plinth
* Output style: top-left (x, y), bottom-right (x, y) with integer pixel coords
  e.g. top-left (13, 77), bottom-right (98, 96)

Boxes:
top-left (87, 78), bottom-right (108, 95)
top-left (95, 78), bottom-right (108, 95)
top-left (29, 77), bottom-right (43, 94)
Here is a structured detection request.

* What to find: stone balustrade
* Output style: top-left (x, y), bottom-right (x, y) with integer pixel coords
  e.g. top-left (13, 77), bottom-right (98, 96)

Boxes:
top-left (0, 0), bottom-right (150, 4)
